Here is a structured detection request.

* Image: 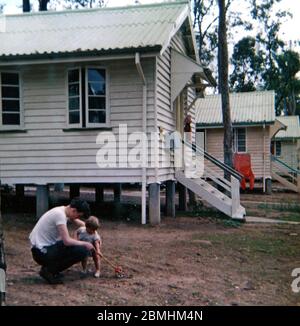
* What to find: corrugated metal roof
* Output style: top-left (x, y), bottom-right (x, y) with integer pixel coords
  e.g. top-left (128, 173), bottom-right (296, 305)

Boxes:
top-left (275, 116), bottom-right (300, 139)
top-left (195, 91), bottom-right (275, 127)
top-left (0, 1), bottom-right (189, 58)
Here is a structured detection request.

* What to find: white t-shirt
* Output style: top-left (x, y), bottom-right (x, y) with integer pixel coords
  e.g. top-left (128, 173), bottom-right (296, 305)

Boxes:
top-left (29, 206), bottom-right (67, 250)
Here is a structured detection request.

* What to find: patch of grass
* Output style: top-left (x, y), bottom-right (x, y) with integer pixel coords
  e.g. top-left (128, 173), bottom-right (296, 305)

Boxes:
top-left (220, 219), bottom-right (244, 228)
top-left (184, 202), bottom-right (228, 218)
top-left (252, 203), bottom-right (300, 221)
top-left (184, 202), bottom-right (244, 228)
top-left (258, 203), bottom-right (300, 213)
top-left (191, 231), bottom-right (300, 258)
top-left (275, 213), bottom-right (300, 222)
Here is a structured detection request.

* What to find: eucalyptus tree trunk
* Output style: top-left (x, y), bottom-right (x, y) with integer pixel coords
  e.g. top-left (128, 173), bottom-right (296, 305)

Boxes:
top-left (218, 0), bottom-right (233, 179)
top-left (0, 189), bottom-right (6, 306)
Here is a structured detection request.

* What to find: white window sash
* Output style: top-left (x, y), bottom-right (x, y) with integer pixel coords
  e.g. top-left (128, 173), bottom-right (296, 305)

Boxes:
top-left (0, 71), bottom-right (23, 130)
top-left (233, 128), bottom-right (247, 153)
top-left (85, 66), bottom-right (110, 128)
top-left (66, 67), bottom-right (82, 128)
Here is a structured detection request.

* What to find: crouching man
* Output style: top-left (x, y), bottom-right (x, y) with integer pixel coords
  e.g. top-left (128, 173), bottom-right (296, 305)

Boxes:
top-left (29, 198), bottom-right (94, 284)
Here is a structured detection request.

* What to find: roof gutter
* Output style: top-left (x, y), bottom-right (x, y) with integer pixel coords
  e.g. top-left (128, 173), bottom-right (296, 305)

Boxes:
top-left (196, 121), bottom-right (275, 129)
top-left (0, 47), bottom-right (161, 66)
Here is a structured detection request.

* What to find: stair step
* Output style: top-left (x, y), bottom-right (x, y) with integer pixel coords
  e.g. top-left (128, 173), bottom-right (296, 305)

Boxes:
top-left (175, 171), bottom-right (246, 219)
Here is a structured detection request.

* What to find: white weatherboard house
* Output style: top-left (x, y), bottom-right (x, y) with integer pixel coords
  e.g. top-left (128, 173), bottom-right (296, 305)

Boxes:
top-left (271, 115), bottom-right (300, 192)
top-left (195, 91), bottom-right (277, 193)
top-left (273, 116), bottom-right (300, 170)
top-left (0, 1), bottom-right (244, 223)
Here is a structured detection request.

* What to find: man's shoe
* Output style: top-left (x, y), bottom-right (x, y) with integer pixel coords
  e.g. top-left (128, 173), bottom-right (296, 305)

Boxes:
top-left (39, 267), bottom-right (63, 285)
top-left (53, 272), bottom-right (64, 279)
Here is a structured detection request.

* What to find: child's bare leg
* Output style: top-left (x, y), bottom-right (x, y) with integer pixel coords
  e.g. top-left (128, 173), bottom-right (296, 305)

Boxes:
top-left (92, 252), bottom-right (101, 278)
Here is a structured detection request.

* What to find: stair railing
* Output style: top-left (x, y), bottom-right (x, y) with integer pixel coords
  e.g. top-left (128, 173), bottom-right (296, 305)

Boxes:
top-left (180, 139), bottom-right (244, 217)
top-left (271, 155), bottom-right (300, 191)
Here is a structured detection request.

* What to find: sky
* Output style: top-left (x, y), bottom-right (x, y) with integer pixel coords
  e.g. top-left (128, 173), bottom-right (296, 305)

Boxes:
top-left (1, 0), bottom-right (300, 42)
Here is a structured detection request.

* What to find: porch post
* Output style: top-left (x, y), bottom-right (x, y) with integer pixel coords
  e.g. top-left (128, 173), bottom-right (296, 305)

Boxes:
top-left (70, 184), bottom-right (80, 199)
top-left (165, 180), bottom-right (175, 218)
top-left (188, 189), bottom-right (196, 206)
top-left (231, 177), bottom-right (240, 218)
top-left (265, 178), bottom-right (272, 195)
top-left (54, 183), bottom-right (64, 192)
top-left (149, 183), bottom-right (160, 225)
top-left (36, 185), bottom-right (49, 219)
top-left (178, 183), bottom-right (187, 211)
top-left (95, 184), bottom-right (104, 203)
top-left (16, 185), bottom-right (25, 198)
top-left (113, 183), bottom-right (122, 203)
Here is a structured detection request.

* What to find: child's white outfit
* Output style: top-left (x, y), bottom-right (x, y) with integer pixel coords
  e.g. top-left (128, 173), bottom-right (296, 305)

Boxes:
top-left (77, 227), bottom-right (101, 277)
top-left (77, 227), bottom-right (101, 245)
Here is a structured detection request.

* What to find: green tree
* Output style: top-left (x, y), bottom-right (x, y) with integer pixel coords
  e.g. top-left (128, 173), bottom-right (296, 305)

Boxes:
top-left (193, 0), bottom-right (219, 67)
top-left (63, 0), bottom-right (106, 8)
top-left (193, 0), bottom-right (251, 70)
top-left (275, 50), bottom-right (300, 115)
top-left (229, 1), bottom-right (299, 115)
top-left (249, 0), bottom-right (288, 91)
top-left (230, 36), bottom-right (264, 92)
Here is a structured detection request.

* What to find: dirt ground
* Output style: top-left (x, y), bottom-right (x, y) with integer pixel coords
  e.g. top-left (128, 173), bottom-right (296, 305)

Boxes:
top-left (2, 189), bottom-right (300, 306)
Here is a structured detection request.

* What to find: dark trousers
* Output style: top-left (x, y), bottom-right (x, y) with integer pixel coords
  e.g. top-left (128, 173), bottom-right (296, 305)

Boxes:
top-left (31, 241), bottom-right (89, 274)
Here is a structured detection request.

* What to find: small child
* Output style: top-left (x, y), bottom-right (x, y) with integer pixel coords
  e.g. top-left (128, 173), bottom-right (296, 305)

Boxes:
top-left (75, 216), bottom-right (102, 278)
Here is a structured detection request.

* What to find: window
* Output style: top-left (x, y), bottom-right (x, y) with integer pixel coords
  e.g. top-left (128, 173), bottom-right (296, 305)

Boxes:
top-left (67, 67), bottom-right (108, 128)
top-left (275, 141), bottom-right (281, 157)
top-left (233, 128), bottom-right (246, 153)
top-left (0, 72), bottom-right (21, 128)
top-left (68, 69), bottom-right (81, 126)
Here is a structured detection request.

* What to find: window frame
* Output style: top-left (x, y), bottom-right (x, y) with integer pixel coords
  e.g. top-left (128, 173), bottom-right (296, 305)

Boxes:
top-left (66, 67), bottom-right (82, 128)
top-left (0, 70), bottom-right (23, 130)
top-left (275, 141), bottom-right (282, 157)
top-left (85, 66), bottom-right (109, 128)
top-left (66, 66), bottom-right (110, 129)
top-left (233, 127), bottom-right (247, 153)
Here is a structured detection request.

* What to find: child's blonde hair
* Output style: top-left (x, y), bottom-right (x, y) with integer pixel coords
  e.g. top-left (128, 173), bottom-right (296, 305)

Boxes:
top-left (85, 216), bottom-right (100, 230)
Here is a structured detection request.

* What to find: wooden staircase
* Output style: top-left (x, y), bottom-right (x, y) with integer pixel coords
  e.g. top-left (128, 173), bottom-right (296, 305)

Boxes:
top-left (175, 141), bottom-right (246, 220)
top-left (271, 155), bottom-right (300, 193)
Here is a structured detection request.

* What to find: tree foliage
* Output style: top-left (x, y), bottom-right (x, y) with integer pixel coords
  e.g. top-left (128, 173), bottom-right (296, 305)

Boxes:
top-left (229, 0), bottom-right (299, 115)
top-left (193, 0), bottom-right (299, 115)
top-left (193, 0), bottom-right (248, 69)
top-left (193, 0), bottom-right (219, 67)
top-left (63, 0), bottom-right (106, 9)
top-left (230, 36), bottom-right (264, 92)
top-left (275, 50), bottom-right (300, 115)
